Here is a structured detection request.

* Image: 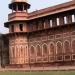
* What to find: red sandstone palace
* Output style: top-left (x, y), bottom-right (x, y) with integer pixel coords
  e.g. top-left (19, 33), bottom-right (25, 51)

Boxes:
top-left (0, 0), bottom-right (75, 68)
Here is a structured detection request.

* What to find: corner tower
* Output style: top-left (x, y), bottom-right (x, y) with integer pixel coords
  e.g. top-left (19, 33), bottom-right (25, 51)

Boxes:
top-left (9, 0), bottom-right (30, 21)
top-left (4, 0), bottom-right (30, 66)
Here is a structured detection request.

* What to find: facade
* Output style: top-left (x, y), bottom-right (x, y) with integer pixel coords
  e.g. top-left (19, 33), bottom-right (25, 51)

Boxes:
top-left (2, 0), bottom-right (75, 68)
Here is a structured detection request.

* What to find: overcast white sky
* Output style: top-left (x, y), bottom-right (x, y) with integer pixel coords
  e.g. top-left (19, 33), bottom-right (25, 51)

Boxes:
top-left (0, 0), bottom-right (71, 33)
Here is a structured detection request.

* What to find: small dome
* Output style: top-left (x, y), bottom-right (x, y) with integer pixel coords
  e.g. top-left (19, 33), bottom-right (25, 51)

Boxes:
top-left (12, 0), bottom-right (28, 2)
top-left (9, 0), bottom-right (30, 10)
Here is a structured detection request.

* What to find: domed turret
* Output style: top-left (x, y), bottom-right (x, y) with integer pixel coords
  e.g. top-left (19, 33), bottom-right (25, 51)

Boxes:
top-left (7, 0), bottom-right (30, 21)
top-left (9, 0), bottom-right (30, 11)
top-left (12, 0), bottom-right (28, 2)
top-left (4, 0), bottom-right (30, 65)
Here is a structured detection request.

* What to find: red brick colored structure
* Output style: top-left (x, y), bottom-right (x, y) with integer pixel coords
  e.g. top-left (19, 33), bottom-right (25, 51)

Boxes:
top-left (4, 0), bottom-right (75, 68)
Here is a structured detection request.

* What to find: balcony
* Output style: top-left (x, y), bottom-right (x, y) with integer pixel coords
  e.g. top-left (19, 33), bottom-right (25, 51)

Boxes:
top-left (8, 12), bottom-right (28, 21)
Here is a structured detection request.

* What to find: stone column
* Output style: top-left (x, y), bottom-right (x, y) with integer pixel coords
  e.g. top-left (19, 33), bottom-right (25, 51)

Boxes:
top-left (44, 19), bottom-right (50, 29)
top-left (66, 15), bottom-right (72, 24)
top-left (59, 16), bottom-right (64, 25)
top-left (52, 18), bottom-right (57, 27)
top-left (16, 4), bottom-right (18, 12)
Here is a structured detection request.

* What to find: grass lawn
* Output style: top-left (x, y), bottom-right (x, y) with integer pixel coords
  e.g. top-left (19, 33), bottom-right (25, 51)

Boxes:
top-left (0, 71), bottom-right (75, 75)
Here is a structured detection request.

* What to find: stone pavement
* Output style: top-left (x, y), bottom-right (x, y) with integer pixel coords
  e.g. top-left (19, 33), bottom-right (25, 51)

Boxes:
top-left (0, 66), bottom-right (75, 71)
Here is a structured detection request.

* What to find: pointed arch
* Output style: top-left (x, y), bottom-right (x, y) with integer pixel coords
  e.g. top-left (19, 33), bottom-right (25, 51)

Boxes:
top-left (72, 40), bottom-right (75, 53)
top-left (42, 43), bottom-right (48, 56)
top-left (56, 41), bottom-right (63, 55)
top-left (24, 45), bottom-right (28, 57)
top-left (36, 44), bottom-right (42, 56)
top-left (19, 45), bottom-right (23, 58)
top-left (11, 46), bottom-right (15, 58)
top-left (49, 42), bottom-right (55, 56)
top-left (64, 40), bottom-right (71, 53)
top-left (15, 45), bottom-right (19, 64)
top-left (30, 46), bottom-right (35, 56)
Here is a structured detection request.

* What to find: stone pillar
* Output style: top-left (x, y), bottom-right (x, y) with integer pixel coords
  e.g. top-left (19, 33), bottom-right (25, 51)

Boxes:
top-left (38, 21), bottom-right (43, 30)
top-left (23, 23), bottom-right (30, 32)
top-left (44, 19), bottom-right (50, 28)
top-left (59, 16), bottom-right (64, 25)
top-left (66, 15), bottom-right (72, 24)
top-left (23, 4), bottom-right (25, 11)
top-left (16, 4), bottom-right (18, 12)
top-left (52, 18), bottom-right (57, 27)
top-left (12, 4), bottom-right (14, 13)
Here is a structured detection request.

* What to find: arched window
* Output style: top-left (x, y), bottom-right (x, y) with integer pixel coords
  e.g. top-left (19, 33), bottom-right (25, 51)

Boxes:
top-left (36, 45), bottom-right (42, 56)
top-left (10, 46), bottom-right (14, 58)
top-left (19, 24), bottom-right (23, 31)
top-left (72, 40), bottom-right (75, 53)
top-left (50, 42), bottom-right (55, 56)
top-left (25, 46), bottom-right (28, 57)
top-left (30, 46), bottom-right (35, 56)
top-left (20, 46), bottom-right (24, 58)
top-left (64, 41), bottom-right (70, 53)
top-left (42, 44), bottom-right (48, 56)
top-left (56, 41), bottom-right (62, 55)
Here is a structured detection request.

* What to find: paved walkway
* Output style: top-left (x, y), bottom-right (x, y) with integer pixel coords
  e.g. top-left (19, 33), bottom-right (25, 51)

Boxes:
top-left (0, 66), bottom-right (75, 71)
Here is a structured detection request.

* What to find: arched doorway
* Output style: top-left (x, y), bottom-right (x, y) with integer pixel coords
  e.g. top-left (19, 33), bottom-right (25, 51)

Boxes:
top-left (56, 41), bottom-right (63, 55)
top-left (42, 44), bottom-right (48, 56)
top-left (36, 45), bottom-right (42, 57)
